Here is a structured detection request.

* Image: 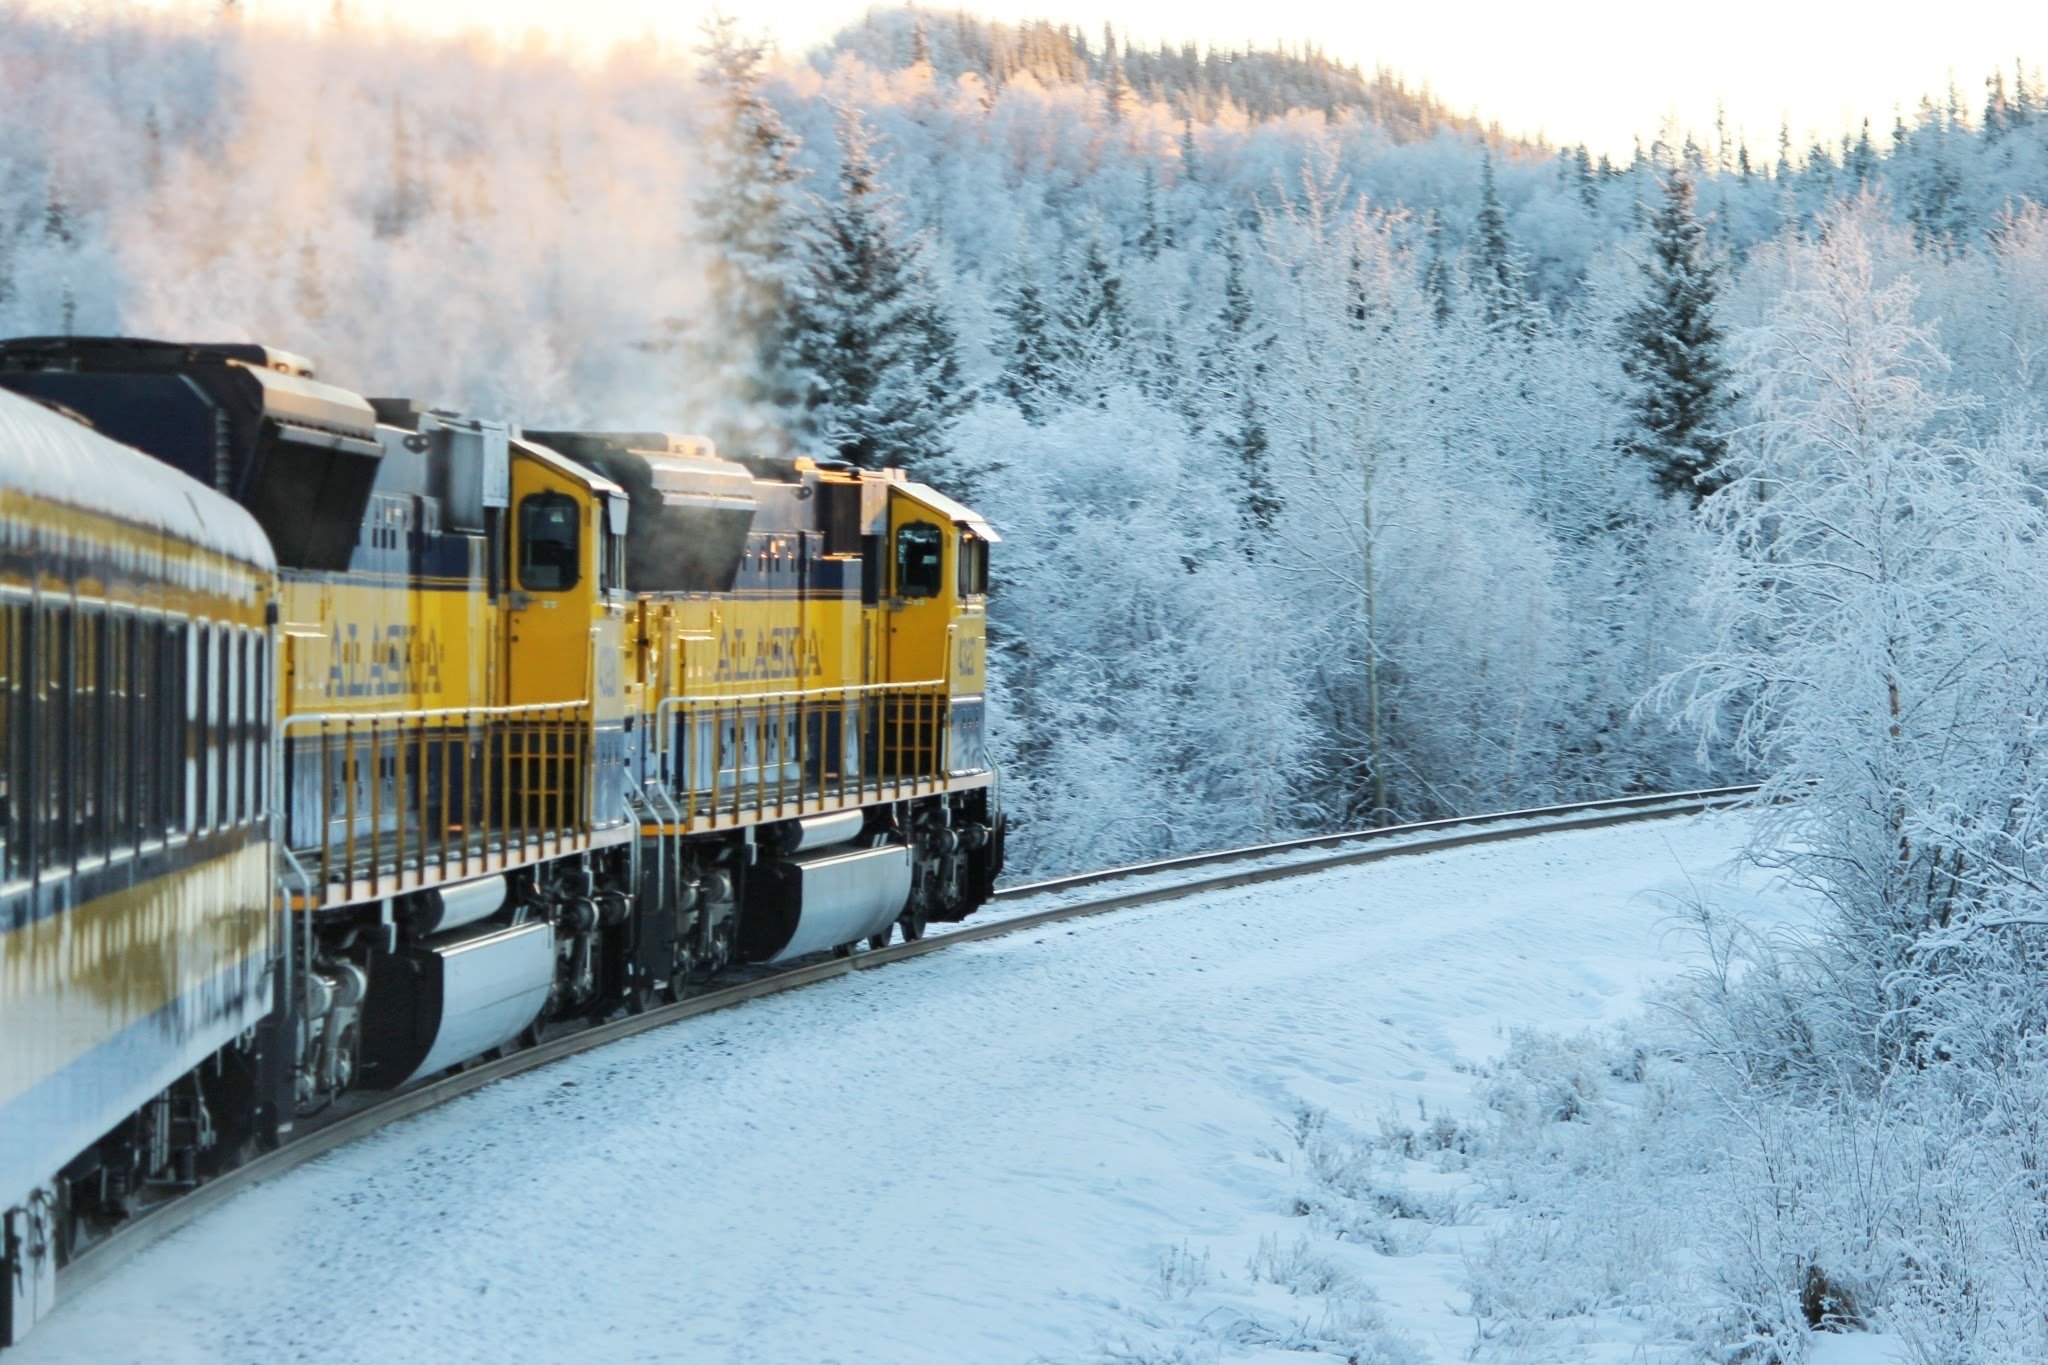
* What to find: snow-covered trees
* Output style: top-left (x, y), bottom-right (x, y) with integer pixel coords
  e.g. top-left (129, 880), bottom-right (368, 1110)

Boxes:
top-left (10, 2), bottom-right (2048, 920)
top-left (790, 109), bottom-right (970, 470)
top-left (1617, 166), bottom-right (1731, 503)
top-left (692, 18), bottom-right (814, 453)
top-left (1676, 203), bottom-right (2048, 988)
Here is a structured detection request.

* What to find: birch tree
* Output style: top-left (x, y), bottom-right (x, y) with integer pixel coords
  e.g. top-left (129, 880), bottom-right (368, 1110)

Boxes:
top-left (1670, 201), bottom-right (2048, 1035)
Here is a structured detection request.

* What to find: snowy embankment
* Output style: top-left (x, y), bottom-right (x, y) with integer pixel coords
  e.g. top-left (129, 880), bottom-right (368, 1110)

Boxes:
top-left (21, 812), bottom-right (1840, 1363)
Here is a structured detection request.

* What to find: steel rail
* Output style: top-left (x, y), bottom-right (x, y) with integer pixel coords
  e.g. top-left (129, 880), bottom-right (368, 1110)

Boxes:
top-left (49, 782), bottom-right (1756, 1323)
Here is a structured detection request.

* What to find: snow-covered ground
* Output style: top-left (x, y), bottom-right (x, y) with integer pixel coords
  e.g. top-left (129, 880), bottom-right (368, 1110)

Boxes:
top-left (21, 811), bottom-right (1836, 1364)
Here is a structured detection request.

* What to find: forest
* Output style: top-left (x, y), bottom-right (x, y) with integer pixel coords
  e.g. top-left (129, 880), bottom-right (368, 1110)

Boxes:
top-left (8, 5), bottom-right (2045, 873)
top-left (9, 7), bottom-right (2048, 1349)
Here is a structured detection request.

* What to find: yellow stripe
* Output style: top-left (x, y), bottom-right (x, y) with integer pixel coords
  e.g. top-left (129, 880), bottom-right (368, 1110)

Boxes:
top-left (0, 489), bottom-right (273, 623)
top-left (0, 843), bottom-right (273, 1107)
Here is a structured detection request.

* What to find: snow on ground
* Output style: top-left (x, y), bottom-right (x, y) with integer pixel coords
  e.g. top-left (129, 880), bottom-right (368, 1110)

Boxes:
top-left (21, 811), bottom-right (1822, 1364)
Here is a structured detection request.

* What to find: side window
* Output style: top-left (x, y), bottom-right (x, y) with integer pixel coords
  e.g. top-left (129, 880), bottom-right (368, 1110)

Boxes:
top-left (1, 603), bottom-right (20, 880)
top-left (220, 624), bottom-right (237, 827)
top-left (194, 621), bottom-right (212, 832)
top-left (164, 620), bottom-right (187, 835)
top-left (895, 522), bottom-right (944, 600)
top-left (39, 607), bottom-right (69, 867)
top-left (75, 608), bottom-right (101, 860)
top-left (131, 615), bottom-right (153, 844)
top-left (519, 492), bottom-right (582, 592)
top-left (958, 534), bottom-right (989, 598)
top-left (245, 629), bottom-right (264, 822)
top-left (106, 610), bottom-right (130, 855)
top-left (602, 525), bottom-right (625, 595)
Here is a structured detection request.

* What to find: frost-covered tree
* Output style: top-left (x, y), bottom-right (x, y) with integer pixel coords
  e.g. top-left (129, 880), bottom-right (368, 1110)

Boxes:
top-left (692, 17), bottom-right (813, 454)
top-left (1053, 227), bottom-right (1131, 401)
top-left (1671, 202), bottom-right (2048, 1008)
top-left (1466, 150), bottom-right (1533, 335)
top-left (1420, 208), bottom-right (1454, 323)
top-left (1618, 166), bottom-right (1732, 504)
top-left (790, 108), bottom-right (968, 470)
top-left (993, 253), bottom-right (1060, 424)
top-left (1201, 233), bottom-right (1279, 547)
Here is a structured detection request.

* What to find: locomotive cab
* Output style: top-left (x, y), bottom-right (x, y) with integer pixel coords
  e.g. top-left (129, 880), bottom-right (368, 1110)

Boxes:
top-left (877, 478), bottom-right (995, 777)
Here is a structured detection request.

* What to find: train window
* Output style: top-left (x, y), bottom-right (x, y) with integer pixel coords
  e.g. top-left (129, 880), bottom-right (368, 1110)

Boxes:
top-left (38, 606), bottom-right (69, 870)
top-left (957, 534), bottom-right (989, 598)
top-left (895, 522), bottom-right (943, 599)
top-left (74, 609), bottom-right (101, 860)
top-left (601, 523), bottom-right (625, 597)
top-left (519, 493), bottom-right (581, 592)
top-left (222, 624), bottom-right (238, 826)
top-left (133, 616), bottom-right (154, 843)
top-left (245, 630), bottom-right (263, 822)
top-left (163, 620), bottom-right (188, 836)
top-left (106, 611), bottom-right (130, 856)
top-left (1, 603), bottom-right (20, 881)
top-left (186, 621), bottom-right (204, 834)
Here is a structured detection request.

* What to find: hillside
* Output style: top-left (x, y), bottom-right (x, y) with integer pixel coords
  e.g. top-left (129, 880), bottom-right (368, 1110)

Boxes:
top-left (822, 5), bottom-right (1494, 135)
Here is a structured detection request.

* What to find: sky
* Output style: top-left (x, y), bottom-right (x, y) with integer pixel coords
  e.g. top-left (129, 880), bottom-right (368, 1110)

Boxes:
top-left (206, 0), bottom-right (2045, 159)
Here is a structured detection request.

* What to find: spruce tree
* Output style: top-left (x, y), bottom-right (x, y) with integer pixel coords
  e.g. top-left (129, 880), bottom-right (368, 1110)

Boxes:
top-left (994, 254), bottom-right (1060, 423)
top-left (789, 109), bottom-right (968, 472)
top-left (693, 18), bottom-right (813, 454)
top-left (1617, 167), bottom-right (1731, 504)
top-left (1203, 232), bottom-right (1281, 547)
top-left (1056, 228), bottom-right (1130, 395)
top-left (1229, 388), bottom-right (1281, 543)
top-left (1421, 208), bottom-right (1454, 324)
top-left (1845, 119), bottom-right (1877, 188)
top-left (1136, 161), bottom-right (1164, 260)
top-left (1466, 151), bottom-right (1532, 336)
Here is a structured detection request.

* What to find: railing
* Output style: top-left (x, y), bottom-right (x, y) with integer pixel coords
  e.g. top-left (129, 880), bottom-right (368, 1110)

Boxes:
top-left (650, 681), bottom-right (952, 829)
top-left (279, 702), bottom-right (598, 908)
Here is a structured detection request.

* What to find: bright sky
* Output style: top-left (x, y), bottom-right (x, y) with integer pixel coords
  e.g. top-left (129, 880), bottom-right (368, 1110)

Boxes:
top-left (237, 0), bottom-right (2042, 160)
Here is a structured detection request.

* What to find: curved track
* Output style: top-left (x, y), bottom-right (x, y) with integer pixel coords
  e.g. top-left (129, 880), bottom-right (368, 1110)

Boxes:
top-left (49, 784), bottom-right (1755, 1322)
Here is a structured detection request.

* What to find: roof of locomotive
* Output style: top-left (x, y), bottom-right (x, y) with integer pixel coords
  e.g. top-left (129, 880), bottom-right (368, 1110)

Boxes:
top-left (0, 386), bottom-right (277, 569)
top-left (895, 477), bottom-right (1000, 543)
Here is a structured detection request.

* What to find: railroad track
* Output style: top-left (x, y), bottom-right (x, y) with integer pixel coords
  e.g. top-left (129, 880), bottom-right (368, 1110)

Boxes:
top-left (50, 784), bottom-right (1755, 1324)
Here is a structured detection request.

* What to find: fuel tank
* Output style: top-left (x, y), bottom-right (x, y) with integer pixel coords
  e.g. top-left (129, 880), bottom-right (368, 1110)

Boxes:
top-left (739, 844), bottom-right (913, 964)
top-left (356, 921), bottom-right (555, 1089)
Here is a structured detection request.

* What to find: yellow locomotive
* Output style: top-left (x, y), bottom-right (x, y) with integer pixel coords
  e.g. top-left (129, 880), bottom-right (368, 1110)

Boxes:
top-left (0, 338), bottom-right (1001, 1343)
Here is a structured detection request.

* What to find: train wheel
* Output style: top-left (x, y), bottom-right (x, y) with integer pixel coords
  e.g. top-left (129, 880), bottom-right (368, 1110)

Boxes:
top-left (899, 905), bottom-right (928, 943)
top-left (866, 921), bottom-right (895, 952)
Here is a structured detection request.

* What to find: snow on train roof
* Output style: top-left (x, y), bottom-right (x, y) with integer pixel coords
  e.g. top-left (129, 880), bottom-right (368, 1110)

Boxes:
top-left (0, 386), bottom-right (276, 568)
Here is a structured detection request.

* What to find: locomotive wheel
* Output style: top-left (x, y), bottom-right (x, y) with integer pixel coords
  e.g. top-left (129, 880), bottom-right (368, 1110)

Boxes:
top-left (899, 905), bottom-right (928, 942)
top-left (866, 921), bottom-right (895, 952)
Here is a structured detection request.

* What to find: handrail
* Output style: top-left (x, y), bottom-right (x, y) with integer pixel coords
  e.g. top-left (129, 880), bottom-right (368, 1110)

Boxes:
top-left (649, 679), bottom-right (949, 713)
top-left (279, 700), bottom-right (592, 734)
top-left (647, 680), bottom-right (955, 830)
top-left (277, 700), bottom-right (598, 909)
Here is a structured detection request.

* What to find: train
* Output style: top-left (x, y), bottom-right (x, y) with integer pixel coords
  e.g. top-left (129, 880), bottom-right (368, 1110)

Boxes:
top-left (0, 337), bottom-right (1003, 1345)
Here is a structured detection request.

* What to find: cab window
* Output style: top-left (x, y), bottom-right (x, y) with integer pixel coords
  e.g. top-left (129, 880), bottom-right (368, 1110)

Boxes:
top-left (519, 492), bottom-right (581, 591)
top-left (895, 522), bottom-right (943, 599)
top-left (958, 534), bottom-right (989, 597)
